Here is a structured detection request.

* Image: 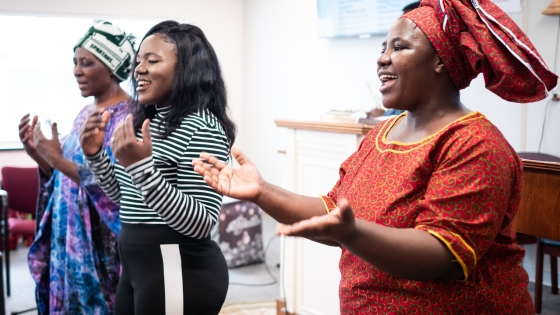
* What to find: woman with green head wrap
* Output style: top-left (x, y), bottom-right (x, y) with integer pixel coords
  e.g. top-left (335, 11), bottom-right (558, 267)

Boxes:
top-left (19, 20), bottom-right (134, 314)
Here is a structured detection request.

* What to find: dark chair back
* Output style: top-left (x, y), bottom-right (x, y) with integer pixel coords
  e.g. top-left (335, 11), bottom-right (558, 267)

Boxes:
top-left (0, 167), bottom-right (39, 215)
top-left (517, 152), bottom-right (560, 163)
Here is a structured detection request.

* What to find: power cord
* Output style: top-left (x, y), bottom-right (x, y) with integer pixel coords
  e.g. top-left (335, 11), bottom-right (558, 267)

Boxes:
top-left (536, 15), bottom-right (560, 153)
top-left (228, 233), bottom-right (279, 286)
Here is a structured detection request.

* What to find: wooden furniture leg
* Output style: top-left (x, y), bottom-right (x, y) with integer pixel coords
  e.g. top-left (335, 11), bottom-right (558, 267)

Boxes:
top-left (535, 238), bottom-right (544, 314)
top-left (548, 246), bottom-right (558, 295)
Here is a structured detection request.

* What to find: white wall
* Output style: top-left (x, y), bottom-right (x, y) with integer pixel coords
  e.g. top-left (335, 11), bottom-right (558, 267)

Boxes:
top-left (0, 151), bottom-right (36, 169)
top-left (0, 0), bottom-right (245, 180)
top-left (524, 0), bottom-right (560, 156)
top-left (242, 0), bottom-right (382, 183)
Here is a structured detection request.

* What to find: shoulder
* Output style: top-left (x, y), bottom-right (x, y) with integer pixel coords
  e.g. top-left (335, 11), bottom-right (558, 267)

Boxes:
top-left (180, 109), bottom-right (225, 132)
top-left (441, 112), bottom-right (511, 152)
top-left (175, 110), bottom-right (230, 160)
top-left (107, 100), bottom-right (130, 121)
top-left (71, 103), bottom-right (96, 126)
top-left (435, 112), bottom-right (522, 175)
top-left (167, 110), bottom-right (228, 149)
top-left (77, 103), bottom-right (95, 117)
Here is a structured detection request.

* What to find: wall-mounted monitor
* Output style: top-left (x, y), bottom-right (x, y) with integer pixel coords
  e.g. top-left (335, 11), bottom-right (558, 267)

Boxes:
top-left (317, 0), bottom-right (417, 38)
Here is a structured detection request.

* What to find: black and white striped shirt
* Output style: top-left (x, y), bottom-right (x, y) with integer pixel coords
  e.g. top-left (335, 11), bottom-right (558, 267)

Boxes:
top-left (85, 107), bottom-right (230, 239)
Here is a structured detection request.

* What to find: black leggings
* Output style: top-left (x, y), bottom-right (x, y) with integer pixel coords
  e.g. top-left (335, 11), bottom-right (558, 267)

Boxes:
top-left (115, 223), bottom-right (229, 315)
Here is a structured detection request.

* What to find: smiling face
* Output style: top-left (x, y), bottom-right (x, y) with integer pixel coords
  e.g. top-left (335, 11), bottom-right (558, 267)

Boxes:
top-left (73, 47), bottom-right (115, 98)
top-left (134, 34), bottom-right (177, 106)
top-left (377, 18), bottom-right (442, 111)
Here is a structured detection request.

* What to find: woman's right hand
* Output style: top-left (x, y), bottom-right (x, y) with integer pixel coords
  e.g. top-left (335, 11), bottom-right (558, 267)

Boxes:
top-left (276, 198), bottom-right (356, 247)
top-left (193, 146), bottom-right (264, 202)
top-left (18, 114), bottom-right (38, 155)
top-left (80, 110), bottom-right (111, 156)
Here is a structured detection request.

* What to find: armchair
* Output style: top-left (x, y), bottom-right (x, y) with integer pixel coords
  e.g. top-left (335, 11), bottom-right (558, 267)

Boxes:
top-left (0, 166), bottom-right (39, 298)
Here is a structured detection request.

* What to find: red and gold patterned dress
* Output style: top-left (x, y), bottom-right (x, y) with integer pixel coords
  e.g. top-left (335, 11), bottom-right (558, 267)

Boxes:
top-left (320, 112), bottom-right (533, 314)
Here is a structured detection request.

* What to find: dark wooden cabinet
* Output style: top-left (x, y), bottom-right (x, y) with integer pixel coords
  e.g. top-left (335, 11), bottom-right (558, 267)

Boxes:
top-left (514, 159), bottom-right (560, 241)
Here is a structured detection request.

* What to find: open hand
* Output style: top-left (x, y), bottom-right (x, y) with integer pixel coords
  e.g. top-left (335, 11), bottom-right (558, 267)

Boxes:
top-left (80, 109), bottom-right (110, 156)
top-left (192, 146), bottom-right (264, 202)
top-left (33, 120), bottom-right (63, 168)
top-left (111, 114), bottom-right (152, 168)
top-left (276, 198), bottom-right (357, 246)
top-left (18, 114), bottom-right (38, 155)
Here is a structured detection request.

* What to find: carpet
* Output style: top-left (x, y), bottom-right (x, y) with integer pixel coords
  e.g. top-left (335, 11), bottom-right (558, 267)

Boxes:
top-left (219, 301), bottom-right (276, 315)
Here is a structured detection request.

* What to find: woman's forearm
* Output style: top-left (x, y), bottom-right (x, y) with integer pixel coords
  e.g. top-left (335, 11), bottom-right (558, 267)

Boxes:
top-left (50, 156), bottom-right (80, 184)
top-left (255, 182), bottom-right (326, 224)
top-left (340, 221), bottom-right (464, 281)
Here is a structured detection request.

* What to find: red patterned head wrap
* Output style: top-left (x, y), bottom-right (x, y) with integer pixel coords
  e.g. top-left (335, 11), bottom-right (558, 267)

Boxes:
top-left (403, 0), bottom-right (558, 103)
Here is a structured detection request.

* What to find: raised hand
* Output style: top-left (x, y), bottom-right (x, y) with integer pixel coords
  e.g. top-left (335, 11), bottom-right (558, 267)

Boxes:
top-left (80, 110), bottom-right (111, 156)
top-left (33, 120), bottom-right (64, 168)
top-left (111, 114), bottom-right (152, 168)
top-left (275, 198), bottom-right (357, 246)
top-left (18, 114), bottom-right (39, 155)
top-left (192, 146), bottom-right (264, 202)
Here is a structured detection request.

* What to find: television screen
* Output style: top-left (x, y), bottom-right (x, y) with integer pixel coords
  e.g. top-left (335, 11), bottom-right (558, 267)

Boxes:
top-left (317, 0), bottom-right (417, 38)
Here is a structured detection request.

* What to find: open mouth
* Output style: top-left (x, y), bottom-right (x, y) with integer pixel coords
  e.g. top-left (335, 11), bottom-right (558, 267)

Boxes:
top-left (379, 74), bottom-right (398, 85)
top-left (137, 79), bottom-right (151, 91)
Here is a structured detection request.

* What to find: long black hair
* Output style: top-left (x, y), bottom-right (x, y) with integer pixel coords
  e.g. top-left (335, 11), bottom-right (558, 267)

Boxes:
top-left (129, 21), bottom-right (236, 144)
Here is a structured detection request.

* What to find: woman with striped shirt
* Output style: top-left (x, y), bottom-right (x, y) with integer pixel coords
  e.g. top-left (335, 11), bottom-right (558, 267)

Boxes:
top-left (79, 21), bottom-right (236, 315)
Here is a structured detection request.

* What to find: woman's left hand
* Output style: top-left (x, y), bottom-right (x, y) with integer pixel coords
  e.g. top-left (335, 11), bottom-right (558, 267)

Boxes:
top-left (276, 198), bottom-right (357, 247)
top-left (33, 120), bottom-right (64, 168)
top-left (111, 114), bottom-right (152, 168)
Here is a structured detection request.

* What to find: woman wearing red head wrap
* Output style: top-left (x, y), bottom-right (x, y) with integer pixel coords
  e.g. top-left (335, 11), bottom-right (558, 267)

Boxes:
top-left (193, 0), bottom-right (557, 313)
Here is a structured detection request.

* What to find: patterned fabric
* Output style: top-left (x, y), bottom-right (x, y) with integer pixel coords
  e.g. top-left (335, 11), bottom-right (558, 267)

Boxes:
top-left (28, 101), bottom-right (128, 315)
top-left (403, 0), bottom-right (558, 103)
top-left (74, 21), bottom-right (135, 81)
top-left (322, 112), bottom-right (533, 314)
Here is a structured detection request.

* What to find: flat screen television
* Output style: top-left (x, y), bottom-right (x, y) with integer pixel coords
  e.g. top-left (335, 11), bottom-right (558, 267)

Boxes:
top-left (317, 0), bottom-right (416, 38)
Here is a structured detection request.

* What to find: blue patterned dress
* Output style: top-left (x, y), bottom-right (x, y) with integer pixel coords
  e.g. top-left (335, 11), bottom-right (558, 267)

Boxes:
top-left (28, 101), bottom-right (128, 315)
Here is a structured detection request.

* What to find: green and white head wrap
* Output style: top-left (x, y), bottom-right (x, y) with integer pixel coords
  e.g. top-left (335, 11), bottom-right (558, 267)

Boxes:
top-left (74, 20), bottom-right (135, 81)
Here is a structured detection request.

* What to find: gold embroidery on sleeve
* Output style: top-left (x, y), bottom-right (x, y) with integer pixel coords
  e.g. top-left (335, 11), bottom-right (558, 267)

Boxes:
top-left (417, 227), bottom-right (470, 281)
top-left (319, 196), bottom-right (333, 214)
